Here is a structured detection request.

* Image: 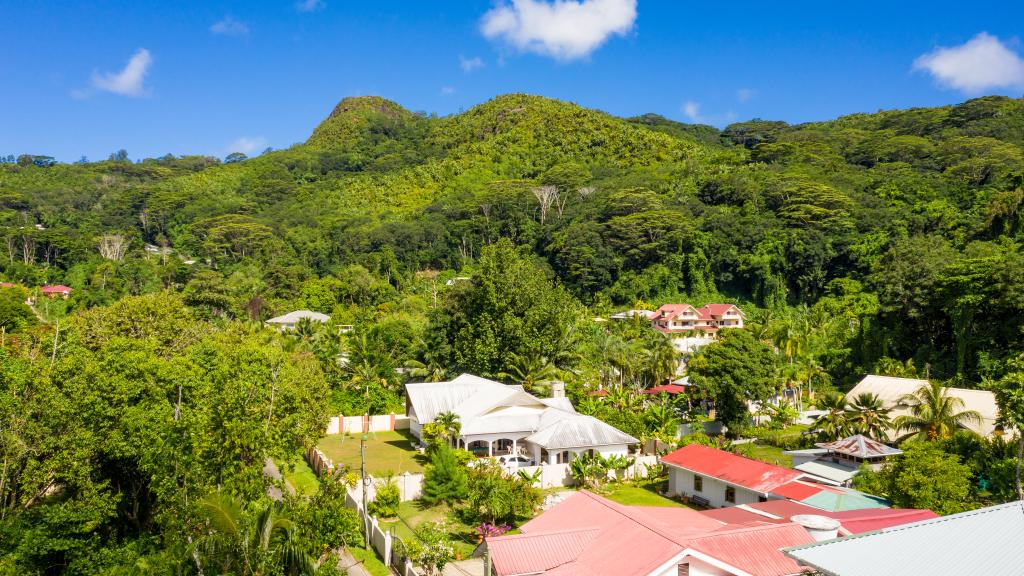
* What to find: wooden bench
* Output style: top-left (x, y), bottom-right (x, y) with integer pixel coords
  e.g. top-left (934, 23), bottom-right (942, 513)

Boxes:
top-left (690, 495), bottom-right (711, 508)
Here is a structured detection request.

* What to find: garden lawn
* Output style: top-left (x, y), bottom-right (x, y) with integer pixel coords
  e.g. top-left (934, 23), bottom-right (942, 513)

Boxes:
top-left (379, 501), bottom-right (479, 559)
top-left (317, 430), bottom-right (426, 476)
top-left (602, 481), bottom-right (688, 508)
top-left (279, 456), bottom-right (320, 497)
top-left (735, 443), bottom-right (793, 467)
top-left (347, 546), bottom-right (390, 576)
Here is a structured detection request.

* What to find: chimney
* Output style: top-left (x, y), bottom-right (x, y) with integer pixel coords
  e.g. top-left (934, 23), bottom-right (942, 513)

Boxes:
top-left (550, 381), bottom-right (565, 398)
top-left (790, 515), bottom-right (841, 542)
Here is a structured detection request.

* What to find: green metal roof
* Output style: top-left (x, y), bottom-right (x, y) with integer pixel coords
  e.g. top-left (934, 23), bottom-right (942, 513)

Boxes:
top-left (801, 488), bottom-right (889, 512)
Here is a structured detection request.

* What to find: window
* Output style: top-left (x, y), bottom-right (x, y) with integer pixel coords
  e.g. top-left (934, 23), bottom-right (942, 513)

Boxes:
top-left (725, 486), bottom-right (736, 503)
top-left (693, 475), bottom-right (703, 492)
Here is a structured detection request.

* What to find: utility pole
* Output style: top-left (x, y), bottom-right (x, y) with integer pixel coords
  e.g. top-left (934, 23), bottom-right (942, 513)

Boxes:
top-left (361, 433), bottom-right (370, 549)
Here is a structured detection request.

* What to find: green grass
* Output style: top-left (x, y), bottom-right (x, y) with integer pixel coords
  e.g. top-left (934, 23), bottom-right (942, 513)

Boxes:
top-left (734, 443), bottom-right (793, 467)
top-left (379, 501), bottom-right (479, 559)
top-left (602, 481), bottom-right (689, 508)
top-left (317, 430), bottom-right (427, 476)
top-left (347, 546), bottom-right (391, 576)
top-left (279, 456), bottom-right (320, 497)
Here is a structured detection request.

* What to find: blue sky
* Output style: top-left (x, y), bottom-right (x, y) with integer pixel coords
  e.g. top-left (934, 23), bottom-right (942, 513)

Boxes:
top-left (2, 0), bottom-right (1023, 162)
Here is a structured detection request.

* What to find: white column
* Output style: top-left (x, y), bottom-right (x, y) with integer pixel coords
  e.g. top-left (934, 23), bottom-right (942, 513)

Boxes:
top-left (487, 439), bottom-right (493, 457)
top-left (512, 439), bottom-right (518, 455)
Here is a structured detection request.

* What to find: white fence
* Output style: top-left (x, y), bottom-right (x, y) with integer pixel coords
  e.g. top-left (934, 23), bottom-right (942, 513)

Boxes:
top-left (325, 413), bottom-right (410, 435)
top-left (344, 484), bottom-right (421, 576)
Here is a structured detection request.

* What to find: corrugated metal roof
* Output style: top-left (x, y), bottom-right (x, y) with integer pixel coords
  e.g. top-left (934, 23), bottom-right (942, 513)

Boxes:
top-left (661, 444), bottom-right (805, 493)
top-left (799, 487), bottom-right (889, 512)
top-left (847, 375), bottom-right (1000, 436)
top-left (793, 460), bottom-right (859, 484)
top-left (690, 522), bottom-right (814, 576)
top-left (828, 508), bottom-right (939, 534)
top-left (772, 480), bottom-right (828, 501)
top-left (487, 527), bottom-right (600, 575)
top-left (265, 309), bottom-right (330, 324)
top-left (785, 500), bottom-right (1024, 576)
top-left (524, 414), bottom-right (638, 449)
top-left (815, 435), bottom-right (902, 459)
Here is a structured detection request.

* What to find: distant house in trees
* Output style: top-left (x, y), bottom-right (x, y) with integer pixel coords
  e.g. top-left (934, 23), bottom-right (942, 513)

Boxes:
top-left (649, 303), bottom-right (745, 335)
top-left (40, 285), bottom-right (72, 299)
top-left (264, 310), bottom-right (330, 330)
top-left (786, 434), bottom-right (903, 486)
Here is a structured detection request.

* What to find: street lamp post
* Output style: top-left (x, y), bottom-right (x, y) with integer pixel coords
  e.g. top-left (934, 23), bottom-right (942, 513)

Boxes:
top-left (361, 433), bottom-right (370, 549)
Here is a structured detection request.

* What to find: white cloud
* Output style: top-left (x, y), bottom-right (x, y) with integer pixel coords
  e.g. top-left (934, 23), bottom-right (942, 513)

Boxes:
top-left (211, 16), bottom-right (249, 36)
top-left (226, 136), bottom-right (269, 156)
top-left (736, 88), bottom-right (755, 102)
top-left (914, 32), bottom-right (1024, 93)
top-left (440, 86), bottom-right (456, 95)
top-left (83, 48), bottom-right (153, 98)
top-left (460, 55), bottom-right (485, 72)
top-left (682, 101), bottom-right (701, 121)
top-left (480, 0), bottom-right (637, 61)
top-left (296, 0), bottom-right (325, 12)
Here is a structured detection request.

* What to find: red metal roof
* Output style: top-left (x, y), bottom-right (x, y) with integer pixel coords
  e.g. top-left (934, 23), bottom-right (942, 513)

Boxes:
top-left (642, 384), bottom-right (687, 395)
top-left (771, 480), bottom-right (829, 501)
top-left (588, 389), bottom-right (609, 397)
top-left (828, 508), bottom-right (939, 533)
top-left (689, 522), bottom-right (815, 576)
top-left (489, 491), bottom-right (813, 576)
top-left (41, 284), bottom-right (71, 293)
top-left (661, 444), bottom-right (805, 493)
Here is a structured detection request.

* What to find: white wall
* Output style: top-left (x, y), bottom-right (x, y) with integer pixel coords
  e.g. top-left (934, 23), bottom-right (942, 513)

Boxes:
top-left (667, 466), bottom-right (767, 508)
top-left (651, 556), bottom-right (735, 576)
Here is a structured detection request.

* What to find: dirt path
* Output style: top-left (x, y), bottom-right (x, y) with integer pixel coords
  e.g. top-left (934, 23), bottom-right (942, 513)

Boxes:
top-left (336, 548), bottom-right (373, 576)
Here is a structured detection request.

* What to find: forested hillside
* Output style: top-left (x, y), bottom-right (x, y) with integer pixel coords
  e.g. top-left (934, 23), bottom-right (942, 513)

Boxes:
top-left (2, 94), bottom-right (1023, 383)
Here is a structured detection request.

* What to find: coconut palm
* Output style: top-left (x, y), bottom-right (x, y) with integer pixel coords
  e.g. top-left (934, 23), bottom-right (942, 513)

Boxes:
top-left (606, 386), bottom-right (644, 412)
top-left (592, 330), bottom-right (626, 389)
top-left (498, 351), bottom-right (559, 392)
top-left (812, 392), bottom-right (849, 440)
top-left (846, 393), bottom-right (893, 440)
top-left (647, 335), bottom-right (679, 385)
top-left (434, 410), bottom-right (461, 447)
top-left (894, 380), bottom-right (982, 442)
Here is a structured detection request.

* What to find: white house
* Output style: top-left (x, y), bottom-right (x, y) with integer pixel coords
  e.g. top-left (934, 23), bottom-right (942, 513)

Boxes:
top-left (405, 374), bottom-right (638, 465)
top-left (264, 310), bottom-right (330, 330)
top-left (846, 375), bottom-right (1001, 437)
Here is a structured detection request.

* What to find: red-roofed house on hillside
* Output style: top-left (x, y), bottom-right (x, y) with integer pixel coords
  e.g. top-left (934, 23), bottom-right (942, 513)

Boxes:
top-left (662, 443), bottom-right (809, 508)
top-left (40, 284), bottom-right (72, 299)
top-left (650, 303), bottom-right (745, 334)
top-left (486, 490), bottom-right (817, 576)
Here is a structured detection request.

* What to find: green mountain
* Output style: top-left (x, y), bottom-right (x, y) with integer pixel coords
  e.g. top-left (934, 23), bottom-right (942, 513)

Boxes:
top-left (1, 93), bottom-right (1024, 381)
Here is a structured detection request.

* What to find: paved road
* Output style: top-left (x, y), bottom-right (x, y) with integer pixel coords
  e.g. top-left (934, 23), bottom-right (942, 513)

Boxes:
top-left (262, 458), bottom-right (297, 501)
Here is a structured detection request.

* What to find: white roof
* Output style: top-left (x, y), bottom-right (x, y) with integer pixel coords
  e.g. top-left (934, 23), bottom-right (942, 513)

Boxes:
top-left (265, 310), bottom-right (330, 325)
top-left (846, 375), bottom-right (1000, 437)
top-left (785, 500), bottom-right (1024, 576)
top-left (793, 460), bottom-right (858, 485)
top-left (405, 374), bottom-right (636, 448)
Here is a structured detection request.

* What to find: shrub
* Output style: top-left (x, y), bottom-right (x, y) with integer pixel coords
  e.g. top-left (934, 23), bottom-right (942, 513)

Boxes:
top-left (368, 476), bottom-right (400, 518)
top-left (421, 445), bottom-right (468, 505)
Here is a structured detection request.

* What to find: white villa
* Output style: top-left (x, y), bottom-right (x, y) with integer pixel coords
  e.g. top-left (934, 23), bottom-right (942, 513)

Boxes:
top-left (405, 374), bottom-right (638, 465)
top-left (265, 309), bottom-right (330, 330)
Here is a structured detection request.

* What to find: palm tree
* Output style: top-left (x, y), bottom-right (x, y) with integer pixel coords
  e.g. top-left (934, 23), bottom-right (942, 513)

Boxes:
top-left (404, 359), bottom-right (446, 382)
top-left (644, 397), bottom-right (681, 438)
top-left (592, 330), bottom-right (626, 389)
top-left (846, 393), bottom-right (893, 440)
top-left (894, 380), bottom-right (982, 442)
top-left (812, 392), bottom-right (849, 440)
top-left (498, 351), bottom-right (559, 392)
top-left (646, 335), bottom-right (678, 385)
top-left (434, 411), bottom-right (461, 447)
top-left (606, 386), bottom-right (643, 412)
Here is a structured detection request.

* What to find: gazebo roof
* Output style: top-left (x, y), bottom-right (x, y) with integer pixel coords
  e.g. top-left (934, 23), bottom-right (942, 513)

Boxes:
top-left (815, 434), bottom-right (902, 459)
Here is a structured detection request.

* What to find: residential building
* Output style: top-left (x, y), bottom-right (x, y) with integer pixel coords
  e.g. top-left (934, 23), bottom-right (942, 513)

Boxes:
top-left (405, 374), bottom-right (637, 464)
top-left (650, 303), bottom-right (745, 335)
top-left (661, 444), bottom-right (889, 511)
top-left (264, 309), bottom-right (330, 330)
top-left (700, 499), bottom-right (936, 536)
top-left (846, 375), bottom-right (1001, 437)
top-left (785, 434), bottom-right (903, 486)
top-left (486, 490), bottom-right (817, 576)
top-left (784, 500), bottom-right (1024, 576)
top-left (40, 284), bottom-right (72, 299)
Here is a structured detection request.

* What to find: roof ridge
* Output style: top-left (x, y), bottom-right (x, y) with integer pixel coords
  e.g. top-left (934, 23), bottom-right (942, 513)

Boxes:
top-left (577, 491), bottom-right (699, 547)
top-left (489, 526), bottom-right (601, 541)
top-left (787, 500), bottom-right (1024, 552)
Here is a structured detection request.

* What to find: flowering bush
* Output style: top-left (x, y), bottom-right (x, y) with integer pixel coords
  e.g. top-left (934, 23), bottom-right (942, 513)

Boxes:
top-left (475, 522), bottom-right (512, 539)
